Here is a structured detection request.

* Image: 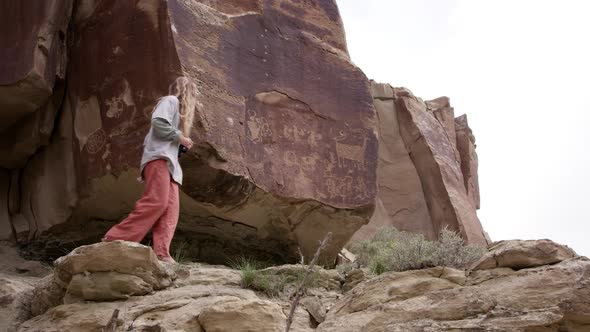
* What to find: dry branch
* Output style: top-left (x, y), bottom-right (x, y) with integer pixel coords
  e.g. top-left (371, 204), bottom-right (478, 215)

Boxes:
top-left (285, 232), bottom-right (332, 332)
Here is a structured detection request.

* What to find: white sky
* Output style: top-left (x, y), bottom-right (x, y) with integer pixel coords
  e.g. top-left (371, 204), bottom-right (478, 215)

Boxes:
top-left (337, 0), bottom-right (590, 256)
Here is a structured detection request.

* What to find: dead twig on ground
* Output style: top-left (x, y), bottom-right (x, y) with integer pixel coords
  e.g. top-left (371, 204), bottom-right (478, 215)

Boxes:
top-left (104, 308), bottom-right (119, 332)
top-left (285, 232), bottom-right (332, 332)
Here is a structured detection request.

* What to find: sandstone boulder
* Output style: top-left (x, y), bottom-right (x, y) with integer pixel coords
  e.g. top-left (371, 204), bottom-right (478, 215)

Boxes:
top-left (396, 89), bottom-right (487, 245)
top-left (199, 299), bottom-right (287, 332)
top-left (0, 244), bottom-right (54, 331)
top-left (471, 239), bottom-right (577, 270)
top-left (3, 0), bottom-right (377, 266)
top-left (341, 268), bottom-right (368, 293)
top-left (301, 296), bottom-right (327, 324)
top-left (318, 257), bottom-right (590, 332)
top-left (53, 241), bottom-right (175, 302)
top-left (174, 263), bottom-right (241, 288)
top-left (0, 273), bottom-right (40, 332)
top-left (15, 241), bottom-right (176, 321)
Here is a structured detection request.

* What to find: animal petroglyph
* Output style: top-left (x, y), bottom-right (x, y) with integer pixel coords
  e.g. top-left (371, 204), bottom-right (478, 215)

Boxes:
top-left (334, 129), bottom-right (368, 170)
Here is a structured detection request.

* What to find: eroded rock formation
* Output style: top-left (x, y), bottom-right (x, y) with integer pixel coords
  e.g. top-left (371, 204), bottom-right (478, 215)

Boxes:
top-left (318, 241), bottom-right (589, 332)
top-left (6, 241), bottom-right (342, 331)
top-left (3, 239), bottom-right (588, 331)
top-left (0, 0), bottom-right (378, 264)
top-left (351, 83), bottom-right (432, 242)
top-left (352, 82), bottom-right (487, 246)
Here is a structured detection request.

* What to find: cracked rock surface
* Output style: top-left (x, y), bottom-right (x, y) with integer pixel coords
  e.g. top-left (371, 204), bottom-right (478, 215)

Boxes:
top-left (3, 239), bottom-right (589, 332)
top-left (317, 240), bottom-right (590, 332)
top-left (0, 0), bottom-right (378, 265)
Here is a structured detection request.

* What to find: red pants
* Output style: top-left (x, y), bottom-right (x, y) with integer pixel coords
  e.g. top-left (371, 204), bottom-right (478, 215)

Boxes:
top-left (104, 159), bottom-right (179, 259)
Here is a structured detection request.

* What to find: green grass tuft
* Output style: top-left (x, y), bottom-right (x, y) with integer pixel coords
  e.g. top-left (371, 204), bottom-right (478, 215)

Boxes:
top-left (172, 241), bottom-right (190, 264)
top-left (231, 258), bottom-right (317, 297)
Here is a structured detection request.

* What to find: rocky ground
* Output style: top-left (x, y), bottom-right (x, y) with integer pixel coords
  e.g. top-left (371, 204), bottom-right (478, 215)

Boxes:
top-left (1, 239), bottom-right (589, 332)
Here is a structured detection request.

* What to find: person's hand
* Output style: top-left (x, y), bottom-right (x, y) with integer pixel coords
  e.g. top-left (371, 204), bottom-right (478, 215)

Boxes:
top-left (179, 135), bottom-right (193, 149)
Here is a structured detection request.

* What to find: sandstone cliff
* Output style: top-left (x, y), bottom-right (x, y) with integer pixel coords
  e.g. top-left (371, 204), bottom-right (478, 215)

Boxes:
top-left (0, 0), bottom-right (378, 265)
top-left (352, 82), bottom-right (487, 245)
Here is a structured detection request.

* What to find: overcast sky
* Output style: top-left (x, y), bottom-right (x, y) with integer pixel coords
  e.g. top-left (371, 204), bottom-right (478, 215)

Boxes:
top-left (337, 0), bottom-right (590, 256)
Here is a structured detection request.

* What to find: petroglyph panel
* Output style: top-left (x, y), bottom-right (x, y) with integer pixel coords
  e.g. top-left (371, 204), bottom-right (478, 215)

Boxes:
top-left (245, 91), bottom-right (376, 207)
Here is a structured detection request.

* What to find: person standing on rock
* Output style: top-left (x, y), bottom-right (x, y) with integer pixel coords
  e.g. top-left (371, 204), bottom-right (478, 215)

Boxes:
top-left (102, 76), bottom-right (198, 263)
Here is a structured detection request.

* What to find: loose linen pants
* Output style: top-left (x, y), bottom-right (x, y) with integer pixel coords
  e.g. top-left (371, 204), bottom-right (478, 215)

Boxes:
top-left (104, 159), bottom-right (179, 259)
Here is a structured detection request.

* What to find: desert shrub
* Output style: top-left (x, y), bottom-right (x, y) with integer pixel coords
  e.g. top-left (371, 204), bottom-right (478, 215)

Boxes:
top-left (431, 228), bottom-right (487, 267)
top-left (348, 226), bottom-right (486, 274)
top-left (336, 262), bottom-right (354, 275)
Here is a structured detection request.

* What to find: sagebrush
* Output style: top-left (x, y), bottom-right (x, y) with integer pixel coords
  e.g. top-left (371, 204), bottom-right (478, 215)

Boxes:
top-left (348, 227), bottom-right (486, 274)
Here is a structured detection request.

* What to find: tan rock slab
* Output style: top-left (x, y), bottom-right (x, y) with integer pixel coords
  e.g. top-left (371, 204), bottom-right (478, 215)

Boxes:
top-left (471, 239), bottom-right (577, 270)
top-left (318, 257), bottom-right (590, 332)
top-left (198, 299), bottom-right (287, 332)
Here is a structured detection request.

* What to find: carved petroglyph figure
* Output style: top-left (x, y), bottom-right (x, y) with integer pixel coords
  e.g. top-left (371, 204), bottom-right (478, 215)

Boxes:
top-left (300, 153), bottom-right (320, 172)
top-left (283, 151), bottom-right (320, 174)
top-left (283, 124), bottom-right (323, 148)
top-left (246, 109), bottom-right (272, 143)
top-left (354, 176), bottom-right (369, 200)
top-left (326, 176), bottom-right (354, 199)
top-left (334, 129), bottom-right (367, 170)
top-left (284, 150), bottom-right (298, 167)
top-left (86, 128), bottom-right (107, 154)
top-left (105, 79), bottom-right (135, 119)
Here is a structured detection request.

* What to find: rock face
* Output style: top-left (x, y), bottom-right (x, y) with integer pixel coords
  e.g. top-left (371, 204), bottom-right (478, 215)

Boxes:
top-left (12, 242), bottom-right (344, 332)
top-left (318, 240), bottom-right (590, 332)
top-left (199, 299), bottom-right (288, 332)
top-left (351, 83), bottom-right (433, 242)
top-left (0, 0), bottom-right (377, 265)
top-left (455, 114), bottom-right (480, 209)
top-left (352, 82), bottom-right (486, 245)
top-left (0, 0), bottom-right (73, 168)
top-left (396, 88), bottom-right (486, 245)
top-left (6, 239), bottom-right (589, 332)
top-left (0, 244), bottom-right (52, 331)
top-left (470, 239), bottom-right (577, 270)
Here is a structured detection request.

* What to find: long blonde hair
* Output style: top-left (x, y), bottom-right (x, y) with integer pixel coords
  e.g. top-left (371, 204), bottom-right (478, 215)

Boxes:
top-left (168, 76), bottom-right (198, 137)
